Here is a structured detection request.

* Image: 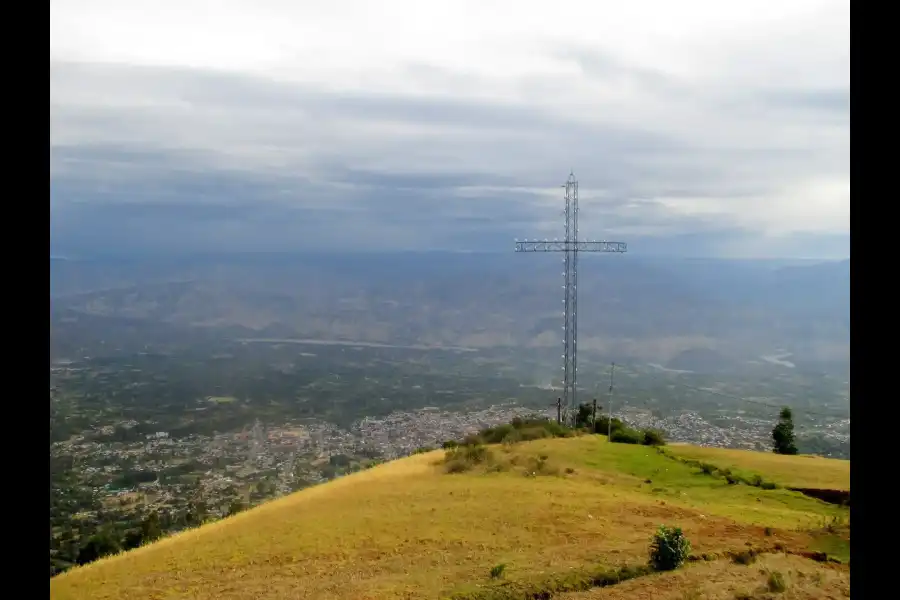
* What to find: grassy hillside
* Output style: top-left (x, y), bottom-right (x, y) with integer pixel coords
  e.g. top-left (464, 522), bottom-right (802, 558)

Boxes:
top-left (666, 444), bottom-right (850, 491)
top-left (558, 553), bottom-right (849, 599)
top-left (50, 436), bottom-right (850, 600)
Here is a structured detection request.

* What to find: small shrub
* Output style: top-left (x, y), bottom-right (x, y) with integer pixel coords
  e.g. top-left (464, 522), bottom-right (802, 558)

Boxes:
top-left (524, 454), bottom-right (559, 476)
top-left (443, 444), bottom-right (494, 473)
top-left (767, 570), bottom-right (787, 593)
top-left (699, 463), bottom-right (716, 476)
top-left (481, 424), bottom-right (515, 444)
top-left (462, 433), bottom-right (484, 446)
top-left (749, 474), bottom-right (764, 487)
top-left (489, 563), bottom-right (506, 579)
top-left (565, 467), bottom-right (575, 474)
top-left (517, 427), bottom-right (552, 442)
top-left (611, 428), bottom-right (643, 445)
top-left (501, 429), bottom-right (524, 445)
top-left (445, 460), bottom-right (469, 474)
top-left (461, 444), bottom-right (491, 463)
top-left (442, 440), bottom-right (458, 449)
top-left (474, 417), bottom-right (573, 447)
top-left (649, 525), bottom-right (691, 571)
top-left (642, 429), bottom-right (667, 446)
top-left (593, 415), bottom-right (626, 435)
top-left (773, 542), bottom-right (785, 552)
top-left (764, 527), bottom-right (774, 537)
top-left (760, 481), bottom-right (778, 490)
top-left (732, 550), bottom-right (758, 565)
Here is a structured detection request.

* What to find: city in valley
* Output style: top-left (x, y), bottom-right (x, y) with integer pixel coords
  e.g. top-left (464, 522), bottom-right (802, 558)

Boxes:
top-left (55, 402), bottom-right (850, 523)
top-left (49, 254), bottom-right (849, 576)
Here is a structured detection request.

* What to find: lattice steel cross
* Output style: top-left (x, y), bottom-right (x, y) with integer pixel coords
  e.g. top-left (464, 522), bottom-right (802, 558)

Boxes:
top-left (515, 172), bottom-right (627, 425)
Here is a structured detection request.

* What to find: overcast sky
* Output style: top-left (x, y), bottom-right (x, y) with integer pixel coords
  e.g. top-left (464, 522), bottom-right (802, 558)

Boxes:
top-left (50, 0), bottom-right (849, 259)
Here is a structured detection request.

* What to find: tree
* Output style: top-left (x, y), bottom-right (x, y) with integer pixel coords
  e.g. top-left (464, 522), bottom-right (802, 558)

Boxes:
top-left (140, 511), bottom-right (162, 542)
top-left (575, 403), bottom-right (594, 429)
top-left (227, 499), bottom-right (247, 517)
top-left (76, 531), bottom-right (121, 565)
top-left (772, 407), bottom-right (798, 455)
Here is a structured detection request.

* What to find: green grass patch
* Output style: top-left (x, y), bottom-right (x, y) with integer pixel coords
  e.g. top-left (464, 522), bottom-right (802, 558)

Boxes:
top-left (515, 437), bottom-right (848, 528)
top-left (666, 445), bottom-right (849, 491)
top-left (809, 532), bottom-right (850, 563)
top-left (447, 563), bottom-right (654, 600)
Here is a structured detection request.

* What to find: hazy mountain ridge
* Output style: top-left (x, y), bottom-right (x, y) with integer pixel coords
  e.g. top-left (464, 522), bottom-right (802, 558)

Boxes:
top-left (50, 253), bottom-right (849, 370)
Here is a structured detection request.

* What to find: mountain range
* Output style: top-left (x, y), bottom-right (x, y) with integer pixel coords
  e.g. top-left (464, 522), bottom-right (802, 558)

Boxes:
top-left (50, 253), bottom-right (850, 374)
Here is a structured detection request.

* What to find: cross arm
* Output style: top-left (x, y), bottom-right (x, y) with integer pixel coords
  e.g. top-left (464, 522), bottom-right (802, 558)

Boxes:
top-left (514, 240), bottom-right (627, 253)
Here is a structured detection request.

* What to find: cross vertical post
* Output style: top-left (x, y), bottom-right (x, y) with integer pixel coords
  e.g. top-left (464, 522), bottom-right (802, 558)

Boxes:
top-left (515, 172), bottom-right (627, 426)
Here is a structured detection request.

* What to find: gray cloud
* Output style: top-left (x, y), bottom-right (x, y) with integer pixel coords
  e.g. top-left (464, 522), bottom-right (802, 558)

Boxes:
top-left (50, 48), bottom-right (849, 259)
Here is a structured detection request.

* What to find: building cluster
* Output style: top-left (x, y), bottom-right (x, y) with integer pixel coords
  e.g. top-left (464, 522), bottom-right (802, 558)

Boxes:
top-left (617, 408), bottom-right (771, 450)
top-left (351, 404), bottom-right (554, 458)
top-left (52, 402), bottom-right (849, 525)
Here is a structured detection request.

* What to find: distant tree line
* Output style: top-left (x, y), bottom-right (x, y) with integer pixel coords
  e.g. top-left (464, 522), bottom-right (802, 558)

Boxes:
top-left (50, 500), bottom-right (239, 577)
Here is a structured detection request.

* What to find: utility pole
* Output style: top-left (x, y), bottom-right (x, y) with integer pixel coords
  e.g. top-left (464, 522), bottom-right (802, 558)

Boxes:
top-left (515, 172), bottom-right (627, 426)
top-left (607, 362), bottom-right (616, 439)
top-left (592, 397), bottom-right (598, 431)
top-left (556, 397), bottom-right (562, 424)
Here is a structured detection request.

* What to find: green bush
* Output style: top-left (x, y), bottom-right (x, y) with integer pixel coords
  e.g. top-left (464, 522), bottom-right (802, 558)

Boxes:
top-left (767, 570), bottom-right (787, 593)
top-left (592, 415), bottom-right (625, 435)
top-left (642, 429), bottom-right (667, 446)
top-left (611, 428), bottom-right (644, 444)
top-left (444, 444), bottom-right (495, 473)
top-left (648, 525), bottom-right (691, 571)
top-left (480, 424), bottom-right (515, 444)
top-left (517, 426), bottom-right (552, 442)
top-left (462, 433), bottom-right (484, 446)
top-left (460, 417), bottom-right (576, 448)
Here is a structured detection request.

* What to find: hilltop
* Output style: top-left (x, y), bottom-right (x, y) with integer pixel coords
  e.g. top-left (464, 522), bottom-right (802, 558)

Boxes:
top-left (50, 434), bottom-right (849, 600)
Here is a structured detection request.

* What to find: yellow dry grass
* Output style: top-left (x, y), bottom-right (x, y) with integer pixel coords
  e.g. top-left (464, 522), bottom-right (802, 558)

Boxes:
top-left (558, 553), bottom-right (850, 600)
top-left (50, 437), bottom-right (849, 600)
top-left (667, 445), bottom-right (850, 491)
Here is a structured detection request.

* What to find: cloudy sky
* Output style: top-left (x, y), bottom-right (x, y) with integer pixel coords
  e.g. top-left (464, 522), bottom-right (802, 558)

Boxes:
top-left (50, 0), bottom-right (849, 259)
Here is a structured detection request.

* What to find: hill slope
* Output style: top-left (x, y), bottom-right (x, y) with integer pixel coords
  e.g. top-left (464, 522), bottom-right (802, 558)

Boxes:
top-left (50, 437), bottom-right (850, 600)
